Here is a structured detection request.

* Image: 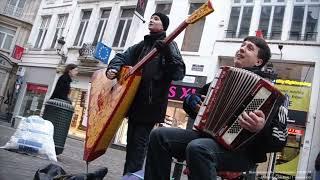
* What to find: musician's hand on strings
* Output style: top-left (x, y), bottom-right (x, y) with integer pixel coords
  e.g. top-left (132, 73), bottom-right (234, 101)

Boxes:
top-left (238, 110), bottom-right (266, 133)
top-left (154, 40), bottom-right (171, 59)
top-left (106, 69), bottom-right (118, 80)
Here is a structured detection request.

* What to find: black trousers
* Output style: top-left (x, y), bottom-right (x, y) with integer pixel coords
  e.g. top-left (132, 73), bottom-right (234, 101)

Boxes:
top-left (123, 120), bottom-right (155, 175)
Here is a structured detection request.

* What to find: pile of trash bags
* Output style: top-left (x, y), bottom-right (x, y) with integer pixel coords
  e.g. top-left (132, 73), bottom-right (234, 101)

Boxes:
top-left (1, 115), bottom-right (57, 161)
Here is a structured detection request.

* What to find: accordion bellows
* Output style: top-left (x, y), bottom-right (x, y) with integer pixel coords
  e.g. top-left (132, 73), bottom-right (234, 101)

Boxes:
top-left (194, 66), bottom-right (285, 150)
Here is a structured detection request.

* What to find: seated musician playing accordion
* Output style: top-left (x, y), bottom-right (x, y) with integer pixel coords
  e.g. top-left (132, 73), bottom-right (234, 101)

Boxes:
top-left (144, 36), bottom-right (288, 180)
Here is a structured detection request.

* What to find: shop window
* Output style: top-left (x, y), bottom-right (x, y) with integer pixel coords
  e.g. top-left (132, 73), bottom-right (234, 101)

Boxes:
top-left (114, 118), bottom-right (129, 145)
top-left (19, 83), bottom-right (48, 117)
top-left (181, 3), bottom-right (205, 52)
top-left (163, 101), bottom-right (188, 129)
top-left (68, 88), bottom-right (88, 139)
top-left (112, 8), bottom-right (134, 48)
top-left (73, 10), bottom-right (92, 47)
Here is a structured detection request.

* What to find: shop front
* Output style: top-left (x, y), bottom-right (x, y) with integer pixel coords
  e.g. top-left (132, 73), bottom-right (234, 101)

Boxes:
top-left (19, 83), bottom-right (48, 117)
top-left (13, 66), bottom-right (57, 120)
top-left (68, 87), bottom-right (88, 139)
top-left (0, 54), bottom-right (13, 117)
top-left (64, 75), bottom-right (90, 140)
top-left (113, 76), bottom-right (206, 146)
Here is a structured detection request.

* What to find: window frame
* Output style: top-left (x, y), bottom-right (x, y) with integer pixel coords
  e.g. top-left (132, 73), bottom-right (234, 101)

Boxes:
top-left (112, 8), bottom-right (135, 48)
top-left (258, 4), bottom-right (286, 40)
top-left (73, 10), bottom-right (92, 47)
top-left (155, 3), bottom-right (172, 15)
top-left (226, 0), bottom-right (255, 38)
top-left (289, 0), bottom-right (320, 41)
top-left (0, 24), bottom-right (16, 50)
top-left (181, 3), bottom-right (206, 52)
top-left (34, 16), bottom-right (51, 49)
top-left (93, 8), bottom-right (111, 45)
top-left (51, 14), bottom-right (69, 49)
top-left (4, 0), bottom-right (26, 17)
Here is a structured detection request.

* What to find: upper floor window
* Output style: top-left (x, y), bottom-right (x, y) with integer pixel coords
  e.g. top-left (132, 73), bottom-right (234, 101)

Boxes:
top-left (181, 3), bottom-right (205, 52)
top-left (112, 8), bottom-right (134, 48)
top-left (258, 6), bottom-right (285, 40)
top-left (226, 2), bottom-right (254, 38)
top-left (34, 16), bottom-right (51, 49)
top-left (264, 0), bottom-right (286, 2)
top-left (74, 10), bottom-right (92, 47)
top-left (155, 3), bottom-right (172, 15)
top-left (4, 0), bottom-right (26, 17)
top-left (233, 0), bottom-right (254, 4)
top-left (51, 14), bottom-right (68, 48)
top-left (0, 24), bottom-right (16, 50)
top-left (290, 3), bottom-right (320, 41)
top-left (93, 9), bottom-right (111, 45)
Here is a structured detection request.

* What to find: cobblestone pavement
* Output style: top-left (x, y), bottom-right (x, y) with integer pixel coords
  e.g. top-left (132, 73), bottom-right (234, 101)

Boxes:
top-left (0, 122), bottom-right (188, 180)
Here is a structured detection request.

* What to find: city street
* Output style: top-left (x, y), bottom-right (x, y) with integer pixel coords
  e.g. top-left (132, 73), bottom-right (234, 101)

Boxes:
top-left (0, 121), bottom-right (187, 180)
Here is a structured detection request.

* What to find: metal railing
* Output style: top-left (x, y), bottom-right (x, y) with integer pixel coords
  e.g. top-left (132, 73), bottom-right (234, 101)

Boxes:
top-left (225, 29), bottom-right (249, 39)
top-left (289, 31), bottom-right (318, 41)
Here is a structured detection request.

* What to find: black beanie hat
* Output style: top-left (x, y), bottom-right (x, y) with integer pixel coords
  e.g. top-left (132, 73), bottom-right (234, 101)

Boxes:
top-left (152, 12), bottom-right (170, 31)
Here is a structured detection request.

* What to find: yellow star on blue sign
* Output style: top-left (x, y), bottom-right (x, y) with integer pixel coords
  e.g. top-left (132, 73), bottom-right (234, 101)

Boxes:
top-left (94, 42), bottom-right (112, 64)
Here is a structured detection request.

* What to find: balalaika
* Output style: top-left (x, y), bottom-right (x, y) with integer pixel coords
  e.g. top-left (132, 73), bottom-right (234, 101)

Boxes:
top-left (193, 66), bottom-right (285, 150)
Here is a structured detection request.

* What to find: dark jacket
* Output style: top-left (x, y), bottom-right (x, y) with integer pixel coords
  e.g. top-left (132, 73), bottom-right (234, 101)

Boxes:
top-left (107, 31), bottom-right (185, 124)
top-left (50, 74), bottom-right (72, 101)
top-left (183, 67), bottom-right (288, 163)
top-left (316, 152), bottom-right (320, 171)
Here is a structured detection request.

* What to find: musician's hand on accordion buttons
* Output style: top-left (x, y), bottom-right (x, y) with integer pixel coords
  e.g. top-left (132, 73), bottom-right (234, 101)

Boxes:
top-left (238, 110), bottom-right (266, 133)
top-left (195, 95), bottom-right (206, 112)
top-left (106, 69), bottom-right (118, 80)
top-left (185, 94), bottom-right (203, 113)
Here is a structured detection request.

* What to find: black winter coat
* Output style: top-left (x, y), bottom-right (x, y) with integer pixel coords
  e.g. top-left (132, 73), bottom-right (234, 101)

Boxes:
top-left (183, 67), bottom-right (288, 163)
top-left (50, 74), bottom-right (72, 101)
top-left (107, 32), bottom-right (186, 124)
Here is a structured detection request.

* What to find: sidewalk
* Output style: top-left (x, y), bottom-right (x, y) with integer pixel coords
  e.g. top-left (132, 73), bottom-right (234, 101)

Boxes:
top-left (0, 123), bottom-right (124, 180)
top-left (0, 122), bottom-right (188, 180)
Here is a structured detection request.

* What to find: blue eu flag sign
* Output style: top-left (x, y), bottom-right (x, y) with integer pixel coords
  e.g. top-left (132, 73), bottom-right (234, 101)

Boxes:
top-left (94, 42), bottom-right (112, 64)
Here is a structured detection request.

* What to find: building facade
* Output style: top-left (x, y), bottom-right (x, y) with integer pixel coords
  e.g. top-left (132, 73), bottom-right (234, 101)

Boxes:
top-left (0, 0), bottom-right (42, 120)
top-left (14, 0), bottom-right (320, 178)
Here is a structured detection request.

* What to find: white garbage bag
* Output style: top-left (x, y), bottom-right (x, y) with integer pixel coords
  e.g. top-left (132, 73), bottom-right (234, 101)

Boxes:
top-left (1, 115), bottom-right (57, 161)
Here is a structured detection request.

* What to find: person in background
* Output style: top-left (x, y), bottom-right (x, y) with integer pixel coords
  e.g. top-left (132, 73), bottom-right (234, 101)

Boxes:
top-left (106, 12), bottom-right (185, 176)
top-left (51, 63), bottom-right (78, 102)
top-left (144, 36), bottom-right (288, 180)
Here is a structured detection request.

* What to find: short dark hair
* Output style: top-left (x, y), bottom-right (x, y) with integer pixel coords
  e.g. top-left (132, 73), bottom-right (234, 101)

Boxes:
top-left (64, 63), bottom-right (78, 74)
top-left (243, 36), bottom-right (271, 68)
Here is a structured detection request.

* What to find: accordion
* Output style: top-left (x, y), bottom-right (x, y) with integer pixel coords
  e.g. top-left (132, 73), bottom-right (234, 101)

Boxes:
top-left (193, 66), bottom-right (285, 150)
